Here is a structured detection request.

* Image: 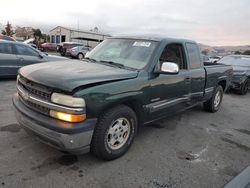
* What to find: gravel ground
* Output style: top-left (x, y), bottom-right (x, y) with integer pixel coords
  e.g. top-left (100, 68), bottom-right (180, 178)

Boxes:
top-left (0, 79), bottom-right (250, 188)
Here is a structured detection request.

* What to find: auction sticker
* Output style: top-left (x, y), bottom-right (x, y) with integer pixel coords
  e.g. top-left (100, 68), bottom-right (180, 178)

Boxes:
top-left (133, 41), bottom-right (151, 47)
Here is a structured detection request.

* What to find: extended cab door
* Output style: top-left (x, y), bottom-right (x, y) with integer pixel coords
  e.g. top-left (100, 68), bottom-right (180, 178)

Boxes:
top-left (0, 42), bottom-right (19, 76)
top-left (13, 43), bottom-right (44, 67)
top-left (185, 43), bottom-right (206, 103)
top-left (146, 43), bottom-right (191, 120)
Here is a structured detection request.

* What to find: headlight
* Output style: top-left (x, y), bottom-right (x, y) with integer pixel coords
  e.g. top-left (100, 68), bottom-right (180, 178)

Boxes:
top-left (51, 93), bottom-right (85, 107)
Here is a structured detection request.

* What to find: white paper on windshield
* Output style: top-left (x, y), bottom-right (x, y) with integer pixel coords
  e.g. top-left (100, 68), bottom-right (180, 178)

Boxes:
top-left (133, 41), bottom-right (151, 47)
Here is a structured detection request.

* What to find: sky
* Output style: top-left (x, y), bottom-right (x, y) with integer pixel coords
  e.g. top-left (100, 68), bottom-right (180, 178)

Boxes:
top-left (0, 0), bottom-right (249, 46)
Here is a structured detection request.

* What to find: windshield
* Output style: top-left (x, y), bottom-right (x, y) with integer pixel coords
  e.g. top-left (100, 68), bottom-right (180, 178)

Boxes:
top-left (86, 38), bottom-right (158, 69)
top-left (219, 56), bottom-right (250, 67)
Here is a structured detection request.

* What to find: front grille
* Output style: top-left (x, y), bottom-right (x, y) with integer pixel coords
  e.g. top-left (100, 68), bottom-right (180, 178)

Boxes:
top-left (19, 96), bottom-right (50, 115)
top-left (18, 76), bottom-right (53, 115)
top-left (18, 76), bottom-right (53, 101)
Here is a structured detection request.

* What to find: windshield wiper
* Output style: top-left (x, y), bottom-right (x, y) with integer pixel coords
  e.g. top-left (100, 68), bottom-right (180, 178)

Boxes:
top-left (99, 60), bottom-right (125, 69)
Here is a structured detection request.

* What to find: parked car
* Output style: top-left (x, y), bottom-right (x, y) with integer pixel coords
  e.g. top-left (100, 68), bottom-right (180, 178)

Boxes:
top-left (210, 56), bottom-right (221, 63)
top-left (57, 42), bottom-right (83, 56)
top-left (23, 38), bottom-right (37, 49)
top-left (202, 55), bottom-right (212, 63)
top-left (13, 36), bottom-right (232, 160)
top-left (218, 55), bottom-right (250, 94)
top-left (67, 46), bottom-right (92, 59)
top-left (0, 40), bottom-right (67, 77)
top-left (40, 43), bottom-right (57, 52)
top-left (0, 34), bottom-right (15, 41)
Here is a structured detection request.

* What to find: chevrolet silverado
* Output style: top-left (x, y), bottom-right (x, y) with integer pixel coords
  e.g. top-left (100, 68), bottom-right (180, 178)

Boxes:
top-left (13, 36), bottom-right (232, 160)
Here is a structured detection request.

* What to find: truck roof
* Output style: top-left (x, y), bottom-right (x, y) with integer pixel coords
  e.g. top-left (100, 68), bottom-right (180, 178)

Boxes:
top-left (109, 35), bottom-right (196, 44)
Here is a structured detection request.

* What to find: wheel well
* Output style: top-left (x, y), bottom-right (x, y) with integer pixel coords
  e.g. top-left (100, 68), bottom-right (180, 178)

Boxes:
top-left (99, 100), bottom-right (144, 127)
top-left (122, 100), bottom-right (143, 126)
top-left (218, 80), bottom-right (226, 91)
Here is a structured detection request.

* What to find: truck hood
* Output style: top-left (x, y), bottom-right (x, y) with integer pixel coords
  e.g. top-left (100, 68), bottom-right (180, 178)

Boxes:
top-left (19, 60), bottom-right (139, 92)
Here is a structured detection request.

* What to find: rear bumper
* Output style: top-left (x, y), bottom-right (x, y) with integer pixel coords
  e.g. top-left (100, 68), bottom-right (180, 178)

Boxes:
top-left (13, 93), bottom-right (97, 154)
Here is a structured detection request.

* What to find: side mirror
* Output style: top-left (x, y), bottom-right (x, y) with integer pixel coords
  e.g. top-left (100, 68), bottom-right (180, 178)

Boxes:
top-left (156, 62), bottom-right (179, 74)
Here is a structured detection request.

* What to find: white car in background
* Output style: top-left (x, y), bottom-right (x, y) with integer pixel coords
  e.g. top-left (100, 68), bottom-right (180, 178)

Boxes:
top-left (67, 46), bottom-right (92, 59)
top-left (210, 56), bottom-right (222, 63)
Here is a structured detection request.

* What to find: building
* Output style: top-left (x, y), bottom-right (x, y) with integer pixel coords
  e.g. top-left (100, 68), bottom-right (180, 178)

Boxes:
top-left (14, 26), bottom-right (34, 41)
top-left (49, 26), bottom-right (111, 48)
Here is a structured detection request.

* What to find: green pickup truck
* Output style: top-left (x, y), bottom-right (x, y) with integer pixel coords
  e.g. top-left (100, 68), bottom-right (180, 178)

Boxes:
top-left (13, 36), bottom-right (232, 160)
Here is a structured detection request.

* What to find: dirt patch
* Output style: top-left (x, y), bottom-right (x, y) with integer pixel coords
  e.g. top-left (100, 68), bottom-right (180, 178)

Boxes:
top-left (31, 155), bottom-right (78, 177)
top-left (177, 150), bottom-right (197, 161)
top-left (0, 124), bottom-right (21, 133)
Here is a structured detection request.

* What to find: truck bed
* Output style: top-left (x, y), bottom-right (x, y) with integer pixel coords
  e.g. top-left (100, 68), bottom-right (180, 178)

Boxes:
top-left (203, 63), bottom-right (232, 100)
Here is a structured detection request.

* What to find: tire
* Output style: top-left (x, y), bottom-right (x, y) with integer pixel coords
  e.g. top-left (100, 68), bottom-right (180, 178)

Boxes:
top-left (91, 105), bottom-right (138, 160)
top-left (204, 85), bottom-right (223, 113)
top-left (239, 79), bottom-right (249, 95)
top-left (77, 53), bottom-right (84, 60)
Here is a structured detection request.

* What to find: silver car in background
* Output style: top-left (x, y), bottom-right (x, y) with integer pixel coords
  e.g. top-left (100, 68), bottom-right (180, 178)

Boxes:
top-left (0, 40), bottom-right (67, 77)
top-left (67, 46), bottom-right (92, 59)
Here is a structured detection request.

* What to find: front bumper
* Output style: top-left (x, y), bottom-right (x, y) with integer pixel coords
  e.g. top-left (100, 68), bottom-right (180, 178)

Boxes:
top-left (230, 75), bottom-right (247, 90)
top-left (231, 82), bottom-right (241, 90)
top-left (13, 93), bottom-right (97, 154)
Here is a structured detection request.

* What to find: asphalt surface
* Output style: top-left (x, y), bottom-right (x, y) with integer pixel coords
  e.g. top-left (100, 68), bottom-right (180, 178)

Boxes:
top-left (0, 79), bottom-right (250, 188)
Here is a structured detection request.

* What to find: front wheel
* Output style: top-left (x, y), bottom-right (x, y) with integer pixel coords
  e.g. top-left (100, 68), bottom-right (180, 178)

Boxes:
top-left (77, 53), bottom-right (84, 60)
top-left (204, 85), bottom-right (223, 113)
top-left (91, 105), bottom-right (138, 160)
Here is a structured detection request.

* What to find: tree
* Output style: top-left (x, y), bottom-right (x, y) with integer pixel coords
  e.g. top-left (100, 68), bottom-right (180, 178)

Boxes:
top-left (201, 49), bottom-right (209, 55)
top-left (33, 28), bottom-right (42, 39)
top-left (243, 50), bottom-right (250, 55)
top-left (41, 33), bottom-right (50, 42)
top-left (234, 51), bottom-right (242, 55)
top-left (2, 21), bottom-right (14, 36)
top-left (32, 28), bottom-right (42, 44)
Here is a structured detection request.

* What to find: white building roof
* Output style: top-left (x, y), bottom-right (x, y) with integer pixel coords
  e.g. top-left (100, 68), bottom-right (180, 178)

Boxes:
top-left (50, 26), bottom-right (111, 37)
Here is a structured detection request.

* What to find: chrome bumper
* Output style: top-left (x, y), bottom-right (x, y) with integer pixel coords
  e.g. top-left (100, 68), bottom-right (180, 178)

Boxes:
top-left (13, 93), bottom-right (96, 154)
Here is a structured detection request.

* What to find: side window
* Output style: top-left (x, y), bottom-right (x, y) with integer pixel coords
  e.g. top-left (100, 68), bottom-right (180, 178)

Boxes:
top-left (186, 43), bottom-right (201, 69)
top-left (159, 43), bottom-right (186, 69)
top-left (0, 43), bottom-right (12, 54)
top-left (14, 44), bottom-right (39, 56)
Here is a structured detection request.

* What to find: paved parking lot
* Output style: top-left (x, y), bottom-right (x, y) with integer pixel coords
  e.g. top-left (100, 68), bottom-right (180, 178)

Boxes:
top-left (0, 79), bottom-right (250, 188)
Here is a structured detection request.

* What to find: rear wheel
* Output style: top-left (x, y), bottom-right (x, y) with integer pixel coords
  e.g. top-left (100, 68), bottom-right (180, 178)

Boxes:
top-left (204, 85), bottom-right (223, 113)
top-left (239, 79), bottom-right (249, 95)
top-left (91, 105), bottom-right (138, 160)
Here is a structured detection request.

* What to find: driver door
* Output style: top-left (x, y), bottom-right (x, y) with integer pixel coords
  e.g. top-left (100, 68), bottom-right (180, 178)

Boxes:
top-left (146, 43), bottom-right (191, 120)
